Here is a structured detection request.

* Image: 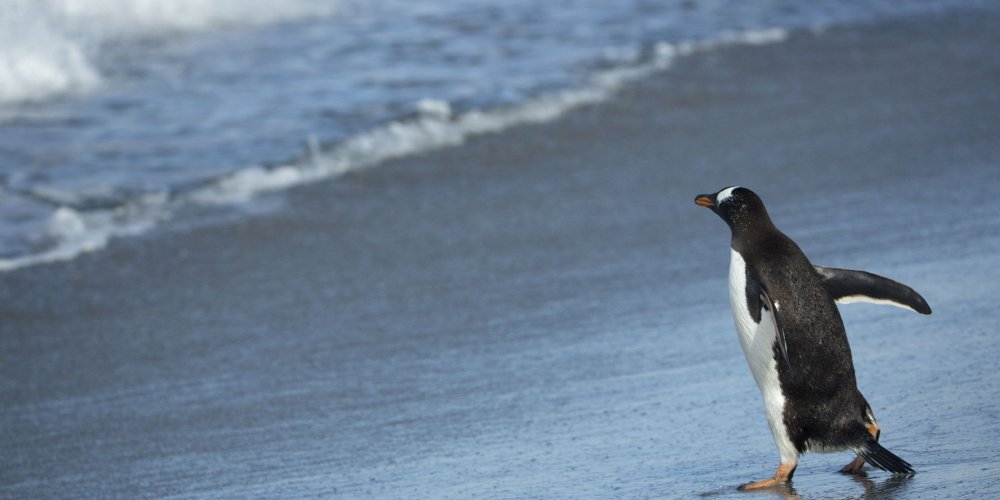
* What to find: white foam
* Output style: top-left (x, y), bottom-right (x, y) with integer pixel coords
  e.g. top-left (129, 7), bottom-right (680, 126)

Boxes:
top-left (0, 193), bottom-right (167, 272)
top-left (42, 0), bottom-right (340, 34)
top-left (190, 28), bottom-right (789, 206)
top-left (673, 28), bottom-right (788, 57)
top-left (0, 27), bottom-right (791, 272)
top-left (0, 2), bottom-right (100, 104)
top-left (415, 99), bottom-right (453, 120)
top-left (0, 0), bottom-right (339, 105)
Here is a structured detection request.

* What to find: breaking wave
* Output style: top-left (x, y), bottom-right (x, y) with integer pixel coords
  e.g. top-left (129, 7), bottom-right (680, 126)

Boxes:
top-left (0, 28), bottom-right (787, 272)
top-left (0, 0), bottom-right (339, 104)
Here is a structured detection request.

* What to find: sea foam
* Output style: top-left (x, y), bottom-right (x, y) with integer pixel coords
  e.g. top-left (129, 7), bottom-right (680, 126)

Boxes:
top-left (0, 0), bottom-right (339, 104)
top-left (189, 28), bottom-right (788, 205)
top-left (0, 27), bottom-right (787, 272)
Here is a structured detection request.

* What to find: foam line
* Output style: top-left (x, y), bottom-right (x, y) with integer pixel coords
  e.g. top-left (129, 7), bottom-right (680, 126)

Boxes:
top-left (189, 28), bottom-right (787, 205)
top-left (0, 28), bottom-right (788, 273)
top-left (0, 0), bottom-right (339, 104)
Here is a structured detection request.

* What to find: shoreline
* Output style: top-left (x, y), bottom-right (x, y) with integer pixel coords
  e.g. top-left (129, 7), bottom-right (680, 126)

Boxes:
top-left (0, 2), bottom-right (983, 276)
top-left (3, 6), bottom-right (1000, 498)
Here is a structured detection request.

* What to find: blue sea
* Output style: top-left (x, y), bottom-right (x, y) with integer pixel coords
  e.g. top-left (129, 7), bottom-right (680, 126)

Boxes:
top-left (0, 0), bottom-right (986, 271)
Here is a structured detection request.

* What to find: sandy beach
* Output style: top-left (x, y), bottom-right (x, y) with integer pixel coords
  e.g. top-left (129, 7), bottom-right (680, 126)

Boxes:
top-left (3, 6), bottom-right (1000, 498)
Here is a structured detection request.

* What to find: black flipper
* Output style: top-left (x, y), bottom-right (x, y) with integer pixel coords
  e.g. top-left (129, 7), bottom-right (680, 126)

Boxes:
top-left (856, 439), bottom-right (915, 475)
top-left (814, 266), bottom-right (932, 315)
top-left (759, 287), bottom-right (790, 370)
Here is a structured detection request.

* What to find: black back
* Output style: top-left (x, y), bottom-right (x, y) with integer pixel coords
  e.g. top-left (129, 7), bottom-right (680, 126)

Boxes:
top-left (697, 186), bottom-right (872, 451)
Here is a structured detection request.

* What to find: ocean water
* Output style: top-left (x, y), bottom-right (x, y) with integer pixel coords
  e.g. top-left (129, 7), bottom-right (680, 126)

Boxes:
top-left (0, 0), bottom-right (986, 271)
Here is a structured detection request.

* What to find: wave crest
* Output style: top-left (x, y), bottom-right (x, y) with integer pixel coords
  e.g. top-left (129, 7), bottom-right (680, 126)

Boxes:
top-left (0, 0), bottom-right (340, 105)
top-left (0, 27), bottom-right (788, 272)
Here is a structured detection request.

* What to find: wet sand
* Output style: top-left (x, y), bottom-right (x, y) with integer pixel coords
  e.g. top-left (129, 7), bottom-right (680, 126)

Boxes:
top-left (3, 6), bottom-right (1000, 498)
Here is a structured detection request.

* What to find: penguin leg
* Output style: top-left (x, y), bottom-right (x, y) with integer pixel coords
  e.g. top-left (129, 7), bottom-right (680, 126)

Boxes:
top-left (840, 420), bottom-right (881, 474)
top-left (737, 462), bottom-right (797, 491)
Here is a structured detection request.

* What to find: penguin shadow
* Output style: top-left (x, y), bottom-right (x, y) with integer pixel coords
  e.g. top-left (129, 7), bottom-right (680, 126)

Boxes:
top-left (698, 483), bottom-right (800, 499)
top-left (848, 471), bottom-right (912, 499)
top-left (744, 484), bottom-right (800, 499)
top-left (697, 472), bottom-right (911, 499)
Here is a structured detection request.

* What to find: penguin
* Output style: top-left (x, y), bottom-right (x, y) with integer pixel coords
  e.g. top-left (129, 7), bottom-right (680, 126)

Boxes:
top-left (694, 186), bottom-right (930, 490)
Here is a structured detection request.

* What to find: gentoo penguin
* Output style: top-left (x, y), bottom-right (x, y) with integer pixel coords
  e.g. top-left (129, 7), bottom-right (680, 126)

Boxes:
top-left (694, 186), bottom-right (930, 489)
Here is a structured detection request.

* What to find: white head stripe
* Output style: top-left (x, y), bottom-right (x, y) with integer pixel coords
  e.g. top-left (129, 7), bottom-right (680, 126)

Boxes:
top-left (717, 186), bottom-right (739, 204)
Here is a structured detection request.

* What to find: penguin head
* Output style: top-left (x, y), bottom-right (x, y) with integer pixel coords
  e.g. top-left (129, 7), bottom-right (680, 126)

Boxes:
top-left (694, 186), bottom-right (771, 232)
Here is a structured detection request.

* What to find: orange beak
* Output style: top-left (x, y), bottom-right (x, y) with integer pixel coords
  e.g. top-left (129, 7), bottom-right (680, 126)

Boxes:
top-left (695, 195), bottom-right (714, 207)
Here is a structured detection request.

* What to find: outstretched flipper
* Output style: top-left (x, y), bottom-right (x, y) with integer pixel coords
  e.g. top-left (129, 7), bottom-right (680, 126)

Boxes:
top-left (814, 266), bottom-right (932, 315)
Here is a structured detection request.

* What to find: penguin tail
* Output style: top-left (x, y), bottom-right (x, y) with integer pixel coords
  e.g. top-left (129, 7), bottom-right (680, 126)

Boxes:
top-left (856, 439), bottom-right (915, 475)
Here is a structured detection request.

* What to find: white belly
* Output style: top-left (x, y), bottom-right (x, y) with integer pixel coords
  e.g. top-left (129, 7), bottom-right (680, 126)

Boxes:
top-left (729, 249), bottom-right (798, 463)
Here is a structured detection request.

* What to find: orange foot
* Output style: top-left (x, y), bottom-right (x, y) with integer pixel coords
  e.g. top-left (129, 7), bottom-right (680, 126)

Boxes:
top-left (839, 456), bottom-right (866, 475)
top-left (738, 463), bottom-right (797, 491)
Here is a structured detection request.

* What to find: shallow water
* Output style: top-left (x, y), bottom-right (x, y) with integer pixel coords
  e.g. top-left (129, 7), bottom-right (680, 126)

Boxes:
top-left (0, 0), bottom-right (988, 271)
